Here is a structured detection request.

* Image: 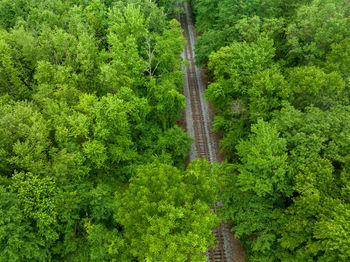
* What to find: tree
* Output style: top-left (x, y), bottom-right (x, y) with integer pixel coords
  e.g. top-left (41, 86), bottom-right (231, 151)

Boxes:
top-left (100, 3), bottom-right (146, 91)
top-left (84, 0), bottom-right (108, 40)
top-left (287, 0), bottom-right (350, 63)
top-left (191, 0), bottom-right (350, 261)
top-left (236, 120), bottom-right (292, 198)
top-left (0, 0), bottom-right (29, 29)
top-left (277, 159), bottom-right (350, 261)
top-left (248, 65), bottom-right (346, 120)
top-left (153, 0), bottom-right (185, 16)
top-left (219, 120), bottom-right (292, 261)
top-left (0, 28), bottom-right (38, 100)
top-left (272, 104), bottom-right (350, 169)
top-left (192, 0), bottom-right (283, 65)
top-left (326, 38), bottom-right (350, 85)
top-left (286, 66), bottom-right (345, 110)
top-left (0, 100), bottom-right (50, 176)
top-left (0, 186), bottom-right (43, 262)
top-left (248, 67), bottom-right (291, 121)
top-left (0, 173), bottom-right (60, 262)
top-left (119, 160), bottom-right (220, 262)
top-left (0, 1), bottom-right (191, 260)
top-left (205, 37), bottom-right (275, 112)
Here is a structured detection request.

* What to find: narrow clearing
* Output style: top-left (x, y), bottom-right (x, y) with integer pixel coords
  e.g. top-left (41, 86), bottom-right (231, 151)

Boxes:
top-left (180, 2), bottom-right (246, 262)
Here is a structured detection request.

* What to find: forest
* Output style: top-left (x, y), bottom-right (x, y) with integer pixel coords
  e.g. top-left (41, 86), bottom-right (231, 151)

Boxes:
top-left (0, 0), bottom-right (220, 261)
top-left (192, 0), bottom-right (350, 261)
top-left (1, 0), bottom-right (350, 261)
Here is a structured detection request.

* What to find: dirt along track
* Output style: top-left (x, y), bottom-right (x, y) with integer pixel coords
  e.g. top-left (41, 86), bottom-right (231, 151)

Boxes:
top-left (179, 2), bottom-right (246, 262)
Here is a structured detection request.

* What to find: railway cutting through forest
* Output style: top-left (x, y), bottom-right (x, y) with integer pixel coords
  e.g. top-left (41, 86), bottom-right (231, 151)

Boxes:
top-left (179, 2), bottom-right (246, 262)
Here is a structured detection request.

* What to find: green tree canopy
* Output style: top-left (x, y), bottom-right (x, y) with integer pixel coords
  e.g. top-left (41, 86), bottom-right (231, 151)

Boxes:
top-left (119, 160), bottom-right (220, 262)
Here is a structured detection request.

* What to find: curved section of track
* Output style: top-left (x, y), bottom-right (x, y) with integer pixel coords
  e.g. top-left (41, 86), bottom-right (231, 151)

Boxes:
top-left (180, 2), bottom-right (246, 262)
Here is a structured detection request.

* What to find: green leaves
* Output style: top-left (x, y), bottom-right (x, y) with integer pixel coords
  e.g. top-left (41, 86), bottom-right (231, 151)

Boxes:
top-left (11, 172), bottom-right (59, 245)
top-left (194, 0), bottom-right (350, 261)
top-left (192, 0), bottom-right (285, 65)
top-left (248, 67), bottom-right (290, 121)
top-left (85, 222), bottom-right (125, 261)
top-left (326, 38), bottom-right (350, 84)
top-left (206, 37), bottom-right (275, 111)
top-left (0, 186), bottom-right (31, 262)
top-left (276, 160), bottom-right (350, 261)
top-left (287, 0), bottom-right (350, 62)
top-left (237, 120), bottom-right (291, 198)
top-left (119, 161), bottom-right (220, 262)
top-left (0, 173), bottom-right (60, 261)
top-left (0, 29), bottom-right (36, 100)
top-left (0, 101), bottom-right (50, 175)
top-left (287, 66), bottom-right (345, 109)
top-left (0, 0), bottom-right (192, 260)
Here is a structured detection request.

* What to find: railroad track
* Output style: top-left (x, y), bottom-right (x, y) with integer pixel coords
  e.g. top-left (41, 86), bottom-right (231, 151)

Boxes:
top-left (179, 2), bottom-right (245, 261)
top-left (182, 31), bottom-right (210, 161)
top-left (180, 5), bottom-right (214, 164)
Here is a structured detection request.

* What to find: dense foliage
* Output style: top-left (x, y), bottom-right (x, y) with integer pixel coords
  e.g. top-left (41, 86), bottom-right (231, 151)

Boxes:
top-left (0, 0), bottom-right (220, 261)
top-left (192, 0), bottom-right (350, 261)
